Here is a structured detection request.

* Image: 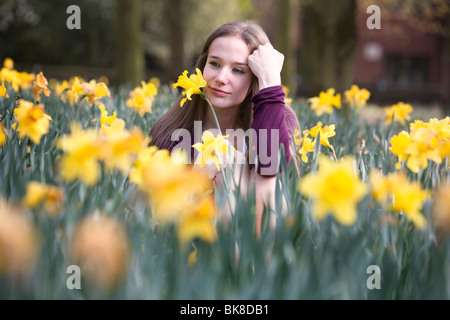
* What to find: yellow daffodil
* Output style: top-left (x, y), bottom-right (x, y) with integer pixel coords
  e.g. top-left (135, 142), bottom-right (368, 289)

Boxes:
top-left (23, 181), bottom-right (65, 217)
top-left (98, 103), bottom-right (117, 126)
top-left (173, 68), bottom-right (207, 107)
top-left (80, 81), bottom-right (110, 106)
top-left (178, 196), bottom-right (218, 245)
top-left (12, 100), bottom-right (52, 144)
top-left (369, 171), bottom-right (429, 230)
top-left (60, 76), bottom-right (85, 106)
top-left (126, 80), bottom-right (158, 116)
top-left (390, 117), bottom-right (449, 173)
top-left (0, 123), bottom-right (6, 146)
top-left (385, 102), bottom-right (413, 125)
top-left (69, 212), bottom-right (130, 291)
top-left (130, 146), bottom-right (212, 226)
top-left (0, 81), bottom-right (8, 98)
top-left (31, 72), bottom-right (51, 102)
top-left (192, 130), bottom-right (235, 171)
top-left (308, 88), bottom-right (341, 116)
top-left (128, 145), bottom-right (160, 189)
top-left (344, 84), bottom-right (370, 109)
top-left (390, 131), bottom-right (411, 169)
top-left (308, 121), bottom-right (336, 148)
top-left (298, 132), bottom-right (315, 163)
top-left (56, 123), bottom-right (101, 186)
top-left (98, 119), bottom-right (147, 174)
top-left (298, 156), bottom-right (368, 225)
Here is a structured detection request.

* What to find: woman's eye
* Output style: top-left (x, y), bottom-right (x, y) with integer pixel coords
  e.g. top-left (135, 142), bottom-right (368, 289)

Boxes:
top-left (209, 61), bottom-right (220, 68)
top-left (233, 68), bottom-right (245, 74)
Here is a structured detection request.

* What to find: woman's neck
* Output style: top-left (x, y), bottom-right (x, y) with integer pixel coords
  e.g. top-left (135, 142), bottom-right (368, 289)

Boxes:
top-left (205, 106), bottom-right (240, 134)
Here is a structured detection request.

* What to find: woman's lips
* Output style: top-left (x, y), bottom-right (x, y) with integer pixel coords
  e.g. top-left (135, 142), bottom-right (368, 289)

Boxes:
top-left (210, 87), bottom-right (229, 97)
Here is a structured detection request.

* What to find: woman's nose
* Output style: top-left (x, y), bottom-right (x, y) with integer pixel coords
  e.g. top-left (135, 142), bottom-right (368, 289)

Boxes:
top-left (215, 69), bottom-right (229, 85)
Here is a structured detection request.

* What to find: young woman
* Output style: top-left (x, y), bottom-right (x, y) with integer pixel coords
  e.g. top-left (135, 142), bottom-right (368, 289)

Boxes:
top-left (149, 20), bottom-right (300, 237)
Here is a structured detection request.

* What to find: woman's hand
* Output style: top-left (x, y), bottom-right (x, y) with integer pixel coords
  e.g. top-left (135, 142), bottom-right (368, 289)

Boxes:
top-left (248, 43), bottom-right (284, 90)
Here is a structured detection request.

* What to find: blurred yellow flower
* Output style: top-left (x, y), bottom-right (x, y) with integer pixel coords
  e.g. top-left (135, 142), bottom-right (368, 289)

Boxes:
top-left (293, 129), bottom-right (301, 151)
top-left (56, 123), bottom-right (101, 186)
top-left (0, 198), bottom-right (40, 278)
top-left (98, 119), bottom-right (147, 174)
top-left (385, 102), bottom-right (413, 125)
top-left (81, 81), bottom-right (110, 106)
top-left (0, 58), bottom-right (35, 92)
top-left (69, 212), bottom-right (131, 291)
top-left (390, 117), bottom-right (449, 173)
top-left (31, 72), bottom-right (51, 102)
top-left (128, 145), bottom-right (161, 189)
top-left (3, 58), bottom-right (13, 70)
top-left (173, 68), bottom-right (207, 107)
top-left (344, 84), bottom-right (370, 109)
top-left (23, 181), bottom-right (65, 217)
top-left (192, 130), bottom-right (235, 171)
top-left (298, 156), bottom-right (368, 225)
top-left (389, 130), bottom-right (411, 169)
top-left (0, 81), bottom-right (8, 98)
top-left (432, 182), bottom-right (450, 235)
top-left (187, 249), bottom-right (198, 267)
top-left (60, 76), bottom-right (85, 106)
top-left (12, 100), bottom-right (52, 144)
top-left (369, 171), bottom-right (429, 230)
top-left (308, 121), bottom-right (336, 149)
top-left (98, 103), bottom-right (117, 126)
top-left (126, 80), bottom-right (158, 116)
top-left (178, 196), bottom-right (218, 245)
top-left (131, 146), bottom-right (213, 226)
top-left (308, 88), bottom-right (341, 116)
top-left (0, 123), bottom-right (6, 146)
top-left (298, 131), bottom-right (315, 163)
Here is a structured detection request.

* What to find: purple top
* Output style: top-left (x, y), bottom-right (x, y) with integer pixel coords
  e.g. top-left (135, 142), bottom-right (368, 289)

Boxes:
top-left (250, 85), bottom-right (296, 176)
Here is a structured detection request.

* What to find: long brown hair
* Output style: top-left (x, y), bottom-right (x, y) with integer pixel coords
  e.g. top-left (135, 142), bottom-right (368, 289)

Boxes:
top-left (149, 20), bottom-right (270, 150)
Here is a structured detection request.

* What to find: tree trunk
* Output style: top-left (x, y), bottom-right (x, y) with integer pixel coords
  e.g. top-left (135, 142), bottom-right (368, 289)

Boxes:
top-left (165, 0), bottom-right (185, 82)
top-left (114, 0), bottom-right (145, 87)
top-left (299, 0), bottom-right (357, 97)
top-left (275, 0), bottom-right (299, 97)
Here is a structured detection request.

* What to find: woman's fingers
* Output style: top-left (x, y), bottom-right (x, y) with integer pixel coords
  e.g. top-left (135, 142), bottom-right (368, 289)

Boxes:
top-left (248, 43), bottom-right (284, 90)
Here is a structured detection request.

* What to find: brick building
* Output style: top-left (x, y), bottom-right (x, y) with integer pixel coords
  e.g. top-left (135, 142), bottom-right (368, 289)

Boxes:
top-left (353, 8), bottom-right (450, 108)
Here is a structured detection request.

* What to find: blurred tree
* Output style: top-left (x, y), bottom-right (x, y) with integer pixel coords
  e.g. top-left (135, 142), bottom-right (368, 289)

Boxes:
top-left (0, 0), bottom-right (115, 75)
top-left (298, 0), bottom-right (358, 98)
top-left (113, 0), bottom-right (145, 87)
top-left (275, 0), bottom-right (300, 96)
top-left (165, 0), bottom-right (185, 83)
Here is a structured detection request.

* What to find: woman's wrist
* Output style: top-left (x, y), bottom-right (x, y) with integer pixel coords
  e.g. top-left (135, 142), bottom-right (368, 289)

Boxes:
top-left (258, 75), bottom-right (281, 91)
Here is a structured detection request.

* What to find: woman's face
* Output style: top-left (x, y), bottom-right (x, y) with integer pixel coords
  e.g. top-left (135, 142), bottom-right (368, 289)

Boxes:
top-left (202, 35), bottom-right (253, 110)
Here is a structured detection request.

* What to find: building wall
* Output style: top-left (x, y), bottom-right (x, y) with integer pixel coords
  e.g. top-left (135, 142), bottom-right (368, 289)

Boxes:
top-left (353, 10), bottom-right (448, 106)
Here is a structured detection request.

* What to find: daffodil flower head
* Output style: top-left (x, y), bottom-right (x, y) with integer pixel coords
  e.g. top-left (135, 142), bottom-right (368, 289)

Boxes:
top-left (173, 68), bottom-right (207, 107)
top-left (192, 130), bottom-right (235, 171)
top-left (0, 81), bottom-right (9, 98)
top-left (298, 156), bottom-right (368, 225)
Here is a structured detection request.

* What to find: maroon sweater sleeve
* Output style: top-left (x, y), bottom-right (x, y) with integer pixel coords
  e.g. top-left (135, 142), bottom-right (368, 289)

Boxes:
top-left (250, 85), bottom-right (293, 176)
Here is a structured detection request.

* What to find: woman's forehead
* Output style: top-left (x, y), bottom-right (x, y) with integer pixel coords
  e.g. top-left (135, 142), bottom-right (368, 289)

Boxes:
top-left (208, 36), bottom-right (251, 62)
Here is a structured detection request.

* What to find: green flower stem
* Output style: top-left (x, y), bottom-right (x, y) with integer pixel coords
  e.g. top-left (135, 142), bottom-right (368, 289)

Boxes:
top-left (201, 93), bottom-right (235, 213)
